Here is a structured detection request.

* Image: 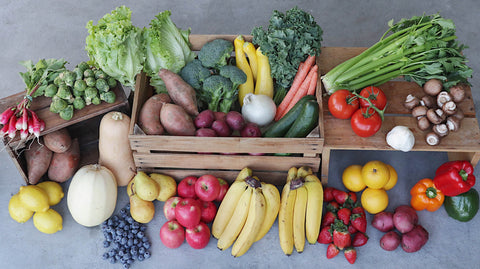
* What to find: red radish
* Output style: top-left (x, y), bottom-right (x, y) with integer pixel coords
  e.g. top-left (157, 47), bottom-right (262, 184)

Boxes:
top-left (0, 107), bottom-right (15, 125)
top-left (0, 122), bottom-right (9, 136)
top-left (20, 129), bottom-right (29, 140)
top-left (7, 115), bottom-right (17, 139)
top-left (21, 109), bottom-right (28, 130)
top-left (30, 110), bottom-right (42, 137)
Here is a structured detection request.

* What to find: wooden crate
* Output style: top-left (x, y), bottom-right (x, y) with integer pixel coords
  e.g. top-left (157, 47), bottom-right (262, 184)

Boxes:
top-left (128, 35), bottom-right (324, 186)
top-left (318, 47), bottom-right (480, 183)
top-left (1, 84), bottom-right (130, 184)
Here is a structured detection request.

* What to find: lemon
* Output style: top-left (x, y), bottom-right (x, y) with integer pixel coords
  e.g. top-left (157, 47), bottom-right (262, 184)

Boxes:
top-left (383, 164), bottom-right (398, 191)
top-left (342, 164), bottom-right (366, 192)
top-left (33, 208), bottom-right (63, 234)
top-left (361, 187), bottom-right (389, 214)
top-left (37, 181), bottom-right (64, 206)
top-left (361, 160), bottom-right (390, 189)
top-left (9, 193), bottom-right (34, 223)
top-left (18, 185), bottom-right (50, 212)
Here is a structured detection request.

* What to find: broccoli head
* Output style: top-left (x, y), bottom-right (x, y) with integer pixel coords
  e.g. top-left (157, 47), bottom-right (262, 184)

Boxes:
top-left (201, 75), bottom-right (235, 113)
top-left (219, 65), bottom-right (247, 91)
top-left (197, 39), bottom-right (234, 69)
top-left (180, 59), bottom-right (212, 89)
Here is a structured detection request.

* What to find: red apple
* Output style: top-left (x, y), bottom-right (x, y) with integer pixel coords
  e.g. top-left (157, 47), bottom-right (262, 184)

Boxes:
top-left (195, 174), bottom-right (220, 202)
top-left (159, 220), bottom-right (185, 249)
top-left (215, 177), bottom-right (229, 202)
top-left (200, 200), bottom-right (217, 223)
top-left (185, 222), bottom-right (211, 249)
top-left (178, 176), bottom-right (198, 198)
top-left (175, 198), bottom-right (202, 228)
top-left (163, 196), bottom-right (181, 220)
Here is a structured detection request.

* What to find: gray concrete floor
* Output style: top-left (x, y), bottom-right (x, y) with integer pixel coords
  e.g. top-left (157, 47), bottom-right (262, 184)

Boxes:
top-left (1, 0), bottom-right (480, 268)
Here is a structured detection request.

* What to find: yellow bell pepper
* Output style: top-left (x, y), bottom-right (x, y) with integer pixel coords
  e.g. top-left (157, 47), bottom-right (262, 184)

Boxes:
top-left (234, 35), bottom-right (254, 106)
top-left (254, 47), bottom-right (274, 98)
top-left (243, 41), bottom-right (258, 82)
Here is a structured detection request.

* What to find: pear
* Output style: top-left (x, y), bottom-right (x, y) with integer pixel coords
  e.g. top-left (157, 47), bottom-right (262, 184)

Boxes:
top-left (126, 178), bottom-right (135, 197)
top-left (133, 171), bottom-right (160, 201)
top-left (129, 194), bottom-right (155, 224)
top-left (150, 173), bottom-right (177, 201)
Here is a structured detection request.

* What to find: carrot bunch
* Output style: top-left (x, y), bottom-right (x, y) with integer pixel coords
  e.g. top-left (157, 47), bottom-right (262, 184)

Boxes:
top-left (0, 99), bottom-right (45, 140)
top-left (275, 55), bottom-right (318, 121)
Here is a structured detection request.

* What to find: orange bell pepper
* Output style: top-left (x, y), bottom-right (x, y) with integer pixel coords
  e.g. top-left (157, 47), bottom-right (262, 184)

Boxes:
top-left (410, 178), bottom-right (445, 212)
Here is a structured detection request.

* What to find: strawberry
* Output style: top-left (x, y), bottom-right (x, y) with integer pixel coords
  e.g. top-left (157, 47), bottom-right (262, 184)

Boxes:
top-left (337, 207), bottom-right (351, 225)
top-left (326, 201), bottom-right (340, 212)
top-left (352, 232), bottom-right (369, 247)
top-left (326, 243), bottom-right (340, 259)
top-left (324, 187), bottom-right (335, 202)
top-left (348, 224), bottom-right (357, 234)
top-left (332, 219), bottom-right (351, 250)
top-left (317, 225), bottom-right (333, 244)
top-left (332, 189), bottom-right (349, 205)
top-left (352, 205), bottom-right (365, 216)
top-left (344, 247), bottom-right (357, 264)
top-left (322, 211), bottom-right (337, 228)
top-left (347, 191), bottom-right (357, 203)
top-left (350, 213), bottom-right (367, 233)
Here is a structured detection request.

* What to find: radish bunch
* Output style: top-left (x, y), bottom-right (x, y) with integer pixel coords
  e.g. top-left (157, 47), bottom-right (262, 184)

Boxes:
top-left (0, 105), bottom-right (45, 140)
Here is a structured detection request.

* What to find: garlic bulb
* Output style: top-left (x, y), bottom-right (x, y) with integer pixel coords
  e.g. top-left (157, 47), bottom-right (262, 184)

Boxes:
top-left (386, 126), bottom-right (415, 152)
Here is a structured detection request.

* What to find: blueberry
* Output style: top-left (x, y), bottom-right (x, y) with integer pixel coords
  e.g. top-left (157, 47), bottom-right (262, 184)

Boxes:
top-left (142, 237), bottom-right (148, 243)
top-left (131, 229), bottom-right (138, 235)
top-left (127, 258), bottom-right (134, 264)
top-left (137, 255), bottom-right (145, 261)
top-left (118, 249), bottom-right (125, 256)
top-left (116, 228), bottom-right (124, 236)
top-left (102, 252), bottom-right (109, 260)
top-left (112, 242), bottom-right (120, 250)
top-left (137, 231), bottom-right (144, 239)
top-left (133, 239), bottom-right (139, 245)
top-left (127, 239), bottom-right (134, 247)
top-left (106, 233), bottom-right (113, 242)
top-left (138, 247), bottom-right (145, 255)
top-left (112, 216), bottom-right (119, 222)
top-left (132, 222), bottom-right (140, 229)
top-left (126, 217), bottom-right (134, 224)
top-left (143, 241), bottom-right (151, 249)
top-left (121, 237), bottom-right (128, 245)
top-left (122, 231), bottom-right (128, 237)
top-left (140, 226), bottom-right (147, 232)
top-left (122, 263), bottom-right (130, 269)
top-left (132, 253), bottom-right (138, 260)
top-left (103, 241), bottom-right (110, 248)
top-left (120, 208), bottom-right (127, 215)
top-left (108, 249), bottom-right (116, 256)
top-left (109, 257), bottom-right (116, 264)
top-left (118, 221), bottom-right (125, 228)
top-left (115, 235), bottom-right (122, 242)
top-left (144, 251), bottom-right (151, 259)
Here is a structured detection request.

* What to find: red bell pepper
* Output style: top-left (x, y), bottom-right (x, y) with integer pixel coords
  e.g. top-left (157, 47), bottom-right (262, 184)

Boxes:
top-left (433, 160), bottom-right (476, 197)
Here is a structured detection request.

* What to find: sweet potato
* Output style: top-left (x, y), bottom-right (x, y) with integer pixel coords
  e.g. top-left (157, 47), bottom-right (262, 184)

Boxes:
top-left (48, 138), bottom-right (80, 183)
top-left (159, 68), bottom-right (199, 116)
top-left (380, 231), bottom-right (401, 251)
top-left (160, 103), bottom-right (196, 136)
top-left (138, 93), bottom-right (171, 135)
top-left (372, 211), bottom-right (395, 232)
top-left (25, 138), bottom-right (53, 184)
top-left (43, 128), bottom-right (72, 153)
top-left (401, 225), bottom-right (429, 253)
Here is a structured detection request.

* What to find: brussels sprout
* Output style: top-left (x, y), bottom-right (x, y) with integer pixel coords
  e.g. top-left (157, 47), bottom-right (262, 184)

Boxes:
top-left (72, 87), bottom-right (84, 97)
top-left (95, 78), bottom-right (109, 93)
top-left (73, 96), bottom-right (86, 110)
top-left (94, 70), bottom-right (107, 79)
top-left (64, 71), bottom-right (76, 87)
top-left (50, 95), bottom-right (67, 113)
top-left (47, 72), bottom-right (60, 84)
top-left (73, 67), bottom-right (83, 81)
top-left (100, 91), bottom-right (116, 104)
top-left (32, 85), bottom-right (46, 98)
top-left (77, 62), bottom-right (90, 72)
top-left (83, 68), bottom-right (94, 78)
top-left (53, 75), bottom-right (65, 86)
top-left (59, 105), bottom-right (74, 121)
top-left (91, 96), bottom-right (101, 105)
top-left (84, 87), bottom-right (98, 105)
top-left (74, 79), bottom-right (87, 92)
top-left (84, 77), bottom-right (96, 87)
top-left (44, 84), bottom-right (58, 97)
top-left (107, 77), bottom-right (117, 88)
top-left (57, 85), bottom-right (74, 102)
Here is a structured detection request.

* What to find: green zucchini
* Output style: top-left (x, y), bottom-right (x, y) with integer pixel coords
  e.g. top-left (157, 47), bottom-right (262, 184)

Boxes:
top-left (284, 100), bottom-right (319, 138)
top-left (263, 95), bottom-right (316, 137)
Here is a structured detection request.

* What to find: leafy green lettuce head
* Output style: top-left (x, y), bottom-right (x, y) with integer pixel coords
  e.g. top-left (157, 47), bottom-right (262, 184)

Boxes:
top-left (85, 6), bottom-right (144, 87)
top-left (143, 10), bottom-right (196, 92)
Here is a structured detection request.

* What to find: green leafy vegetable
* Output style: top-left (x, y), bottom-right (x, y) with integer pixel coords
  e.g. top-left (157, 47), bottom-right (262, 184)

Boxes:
top-left (322, 13), bottom-right (473, 94)
top-left (85, 6), bottom-right (145, 87)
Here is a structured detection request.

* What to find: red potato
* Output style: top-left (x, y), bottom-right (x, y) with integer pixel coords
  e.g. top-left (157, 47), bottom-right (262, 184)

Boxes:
top-left (211, 120), bottom-right (232, 137)
top-left (25, 138), bottom-right (53, 184)
top-left (195, 128), bottom-right (217, 137)
top-left (372, 211), bottom-right (395, 232)
top-left (380, 231), bottom-right (402, 251)
top-left (240, 122), bottom-right (262, 137)
top-left (225, 111), bottom-right (246, 131)
top-left (214, 111), bottom-right (226, 122)
top-left (401, 225), bottom-right (429, 253)
top-left (194, 110), bottom-right (215, 128)
top-left (48, 138), bottom-right (80, 183)
top-left (138, 93), bottom-right (171, 135)
top-left (393, 205), bottom-right (418, 233)
top-left (43, 128), bottom-right (72, 153)
top-left (160, 103), bottom-right (196, 136)
top-left (159, 68), bottom-right (199, 116)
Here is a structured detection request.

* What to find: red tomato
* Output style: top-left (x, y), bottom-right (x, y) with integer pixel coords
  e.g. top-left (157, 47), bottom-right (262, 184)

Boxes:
top-left (350, 107), bottom-right (382, 137)
top-left (328, 90), bottom-right (360, 119)
top-left (359, 86), bottom-right (387, 110)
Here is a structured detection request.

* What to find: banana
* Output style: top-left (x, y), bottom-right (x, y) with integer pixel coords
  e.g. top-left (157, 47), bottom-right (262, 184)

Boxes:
top-left (278, 179), bottom-right (297, 256)
top-left (293, 185), bottom-right (307, 253)
top-left (305, 174), bottom-right (321, 184)
top-left (255, 182), bottom-right (281, 242)
top-left (212, 180), bottom-right (248, 238)
top-left (231, 187), bottom-right (266, 257)
top-left (236, 167), bottom-right (253, 181)
top-left (304, 178), bottom-right (324, 244)
top-left (297, 166), bottom-right (313, 178)
top-left (217, 187), bottom-right (253, 251)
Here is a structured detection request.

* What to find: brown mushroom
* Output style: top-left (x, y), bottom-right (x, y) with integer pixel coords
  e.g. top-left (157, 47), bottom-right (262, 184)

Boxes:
top-left (437, 91), bottom-right (452, 108)
top-left (432, 124), bottom-right (449, 137)
top-left (404, 94), bottom-right (420, 110)
top-left (426, 108), bottom-right (446, 124)
top-left (425, 132), bottom-right (441, 146)
top-left (417, 116), bottom-right (431, 131)
top-left (446, 116), bottom-right (461, 132)
top-left (412, 106), bottom-right (428, 118)
top-left (423, 79), bottom-right (443, 96)
top-left (442, 101), bottom-right (457, 115)
top-left (449, 84), bottom-right (466, 103)
top-left (420, 95), bottom-right (435, 108)
top-left (452, 108), bottom-right (464, 120)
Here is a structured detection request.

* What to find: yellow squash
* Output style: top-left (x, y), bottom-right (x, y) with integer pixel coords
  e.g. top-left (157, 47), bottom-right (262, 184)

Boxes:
top-left (254, 47), bottom-right (274, 98)
top-left (243, 41), bottom-right (258, 82)
top-left (234, 35), bottom-right (254, 106)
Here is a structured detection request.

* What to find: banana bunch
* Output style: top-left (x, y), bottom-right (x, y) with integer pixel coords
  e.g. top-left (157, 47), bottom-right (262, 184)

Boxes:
top-left (279, 166), bottom-right (324, 255)
top-left (212, 167), bottom-right (281, 257)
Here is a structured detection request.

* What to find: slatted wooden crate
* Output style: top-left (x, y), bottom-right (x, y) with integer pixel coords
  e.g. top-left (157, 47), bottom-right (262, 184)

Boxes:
top-left (128, 35), bottom-right (324, 185)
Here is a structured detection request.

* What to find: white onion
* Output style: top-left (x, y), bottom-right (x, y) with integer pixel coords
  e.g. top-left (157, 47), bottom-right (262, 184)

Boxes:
top-left (241, 93), bottom-right (276, 126)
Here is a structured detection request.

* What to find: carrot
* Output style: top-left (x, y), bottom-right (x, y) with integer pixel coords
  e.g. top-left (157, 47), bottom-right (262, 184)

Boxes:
top-left (275, 55), bottom-right (316, 121)
top-left (279, 65), bottom-right (318, 119)
top-left (307, 66), bottom-right (318, 96)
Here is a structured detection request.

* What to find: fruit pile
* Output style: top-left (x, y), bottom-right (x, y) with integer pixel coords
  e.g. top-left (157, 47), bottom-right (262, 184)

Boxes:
top-left (160, 174), bottom-right (228, 249)
top-left (8, 181), bottom-right (64, 234)
top-left (318, 187), bottom-right (368, 264)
